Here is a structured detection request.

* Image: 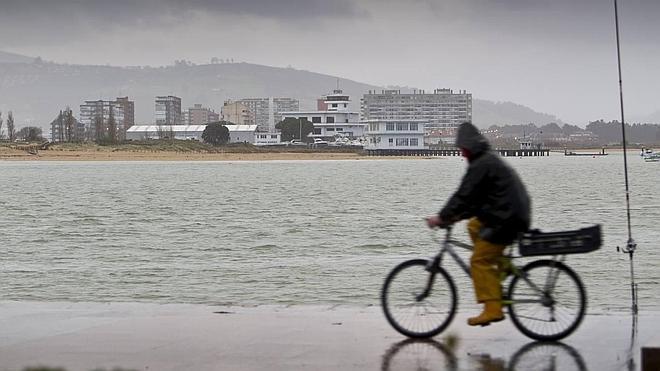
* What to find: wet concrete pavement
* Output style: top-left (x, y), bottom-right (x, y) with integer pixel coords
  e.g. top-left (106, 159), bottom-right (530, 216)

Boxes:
top-left (0, 301), bottom-right (655, 371)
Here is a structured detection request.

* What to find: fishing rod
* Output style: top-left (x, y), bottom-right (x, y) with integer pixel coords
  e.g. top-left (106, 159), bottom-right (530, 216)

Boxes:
top-left (613, 0), bottom-right (638, 315)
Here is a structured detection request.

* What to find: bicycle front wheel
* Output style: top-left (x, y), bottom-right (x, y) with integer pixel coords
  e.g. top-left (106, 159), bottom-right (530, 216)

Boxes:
top-left (381, 259), bottom-right (457, 338)
top-left (507, 260), bottom-right (586, 341)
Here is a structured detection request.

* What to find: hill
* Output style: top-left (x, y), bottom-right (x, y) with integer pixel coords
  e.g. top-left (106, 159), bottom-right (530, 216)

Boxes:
top-left (0, 56), bottom-right (568, 130)
top-left (0, 61), bottom-right (380, 128)
top-left (0, 50), bottom-right (34, 64)
top-left (472, 99), bottom-right (565, 128)
top-left (635, 110), bottom-right (660, 124)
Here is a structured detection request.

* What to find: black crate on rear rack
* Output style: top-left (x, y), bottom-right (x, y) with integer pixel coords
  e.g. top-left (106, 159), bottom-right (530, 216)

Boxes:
top-left (518, 225), bottom-right (602, 256)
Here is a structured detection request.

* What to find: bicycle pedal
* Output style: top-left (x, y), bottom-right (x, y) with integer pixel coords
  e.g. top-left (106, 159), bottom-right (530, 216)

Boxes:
top-left (482, 316), bottom-right (505, 327)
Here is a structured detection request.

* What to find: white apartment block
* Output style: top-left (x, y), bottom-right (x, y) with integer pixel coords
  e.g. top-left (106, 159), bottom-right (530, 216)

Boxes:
top-left (235, 97), bottom-right (299, 132)
top-left (80, 99), bottom-right (131, 140)
top-left (361, 89), bottom-right (472, 137)
top-left (364, 120), bottom-right (426, 150)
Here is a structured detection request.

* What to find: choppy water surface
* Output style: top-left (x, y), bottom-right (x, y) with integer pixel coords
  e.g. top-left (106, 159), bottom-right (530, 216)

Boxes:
top-left (1, 153), bottom-right (658, 312)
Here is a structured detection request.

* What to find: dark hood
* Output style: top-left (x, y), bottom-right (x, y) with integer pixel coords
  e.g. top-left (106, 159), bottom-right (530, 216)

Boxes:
top-left (455, 122), bottom-right (490, 155)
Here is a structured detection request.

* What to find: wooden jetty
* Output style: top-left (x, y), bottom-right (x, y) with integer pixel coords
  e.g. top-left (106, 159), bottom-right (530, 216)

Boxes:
top-left (564, 148), bottom-right (608, 156)
top-left (365, 148), bottom-right (550, 157)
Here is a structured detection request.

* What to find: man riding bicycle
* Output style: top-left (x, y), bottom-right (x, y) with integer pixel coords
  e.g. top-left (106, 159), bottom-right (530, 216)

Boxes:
top-left (426, 122), bottom-right (531, 326)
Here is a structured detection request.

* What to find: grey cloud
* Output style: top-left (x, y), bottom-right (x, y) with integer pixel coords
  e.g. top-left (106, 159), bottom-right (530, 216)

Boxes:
top-left (413, 0), bottom-right (660, 45)
top-left (415, 0), bottom-right (660, 20)
top-left (0, 0), bottom-right (368, 21)
top-left (177, 0), bottom-right (369, 18)
top-left (0, 0), bottom-right (368, 46)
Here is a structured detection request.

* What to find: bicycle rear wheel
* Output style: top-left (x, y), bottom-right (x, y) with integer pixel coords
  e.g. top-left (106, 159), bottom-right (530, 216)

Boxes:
top-left (381, 259), bottom-right (457, 338)
top-left (507, 260), bottom-right (586, 341)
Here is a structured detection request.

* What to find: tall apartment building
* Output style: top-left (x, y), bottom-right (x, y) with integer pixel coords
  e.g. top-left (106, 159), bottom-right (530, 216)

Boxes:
top-left (80, 97), bottom-right (133, 140)
top-left (234, 97), bottom-right (299, 131)
top-left (272, 98), bottom-right (299, 127)
top-left (155, 96), bottom-right (182, 125)
top-left (222, 101), bottom-right (255, 125)
top-left (115, 97), bottom-right (135, 129)
top-left (361, 89), bottom-right (472, 135)
top-left (188, 104), bottom-right (220, 126)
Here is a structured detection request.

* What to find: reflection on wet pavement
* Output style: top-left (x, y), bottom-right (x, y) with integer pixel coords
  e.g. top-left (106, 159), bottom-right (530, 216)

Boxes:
top-left (381, 339), bottom-right (588, 371)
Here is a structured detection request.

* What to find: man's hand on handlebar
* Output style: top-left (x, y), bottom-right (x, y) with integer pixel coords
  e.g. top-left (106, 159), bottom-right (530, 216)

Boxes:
top-left (425, 215), bottom-right (447, 229)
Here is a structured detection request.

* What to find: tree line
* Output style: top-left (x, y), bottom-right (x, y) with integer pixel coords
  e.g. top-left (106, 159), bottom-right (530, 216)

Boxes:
top-left (585, 120), bottom-right (660, 145)
top-left (487, 120), bottom-right (660, 145)
top-left (487, 122), bottom-right (586, 136)
top-left (0, 110), bottom-right (43, 142)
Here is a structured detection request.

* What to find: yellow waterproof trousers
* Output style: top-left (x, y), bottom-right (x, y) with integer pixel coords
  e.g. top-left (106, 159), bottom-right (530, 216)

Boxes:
top-left (467, 218), bottom-right (506, 303)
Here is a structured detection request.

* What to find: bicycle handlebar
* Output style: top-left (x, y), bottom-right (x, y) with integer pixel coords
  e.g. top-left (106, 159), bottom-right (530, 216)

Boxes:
top-left (423, 217), bottom-right (453, 231)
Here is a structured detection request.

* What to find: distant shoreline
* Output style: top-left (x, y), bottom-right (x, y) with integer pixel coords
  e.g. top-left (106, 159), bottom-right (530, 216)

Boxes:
top-left (0, 142), bottom-right (639, 161)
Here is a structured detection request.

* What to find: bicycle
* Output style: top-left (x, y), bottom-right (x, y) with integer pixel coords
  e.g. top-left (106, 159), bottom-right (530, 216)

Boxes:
top-left (381, 223), bottom-right (601, 341)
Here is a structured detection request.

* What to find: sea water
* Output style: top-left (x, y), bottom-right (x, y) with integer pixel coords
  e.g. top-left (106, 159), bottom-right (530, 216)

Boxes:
top-left (0, 153), bottom-right (658, 312)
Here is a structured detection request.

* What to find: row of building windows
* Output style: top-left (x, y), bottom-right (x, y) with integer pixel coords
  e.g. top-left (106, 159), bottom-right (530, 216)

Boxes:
top-left (367, 106), bottom-right (470, 110)
top-left (296, 116), bottom-right (352, 124)
top-left (368, 122), bottom-right (422, 131)
top-left (391, 138), bottom-right (419, 146)
top-left (364, 100), bottom-right (470, 105)
top-left (369, 137), bottom-right (420, 146)
top-left (383, 123), bottom-right (419, 131)
top-left (370, 137), bottom-right (419, 146)
top-left (364, 100), bottom-right (470, 103)
top-left (369, 110), bottom-right (469, 115)
top-left (376, 105), bottom-right (470, 109)
top-left (374, 116), bottom-right (469, 121)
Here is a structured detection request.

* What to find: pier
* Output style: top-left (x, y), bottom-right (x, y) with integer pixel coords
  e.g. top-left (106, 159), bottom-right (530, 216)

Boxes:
top-left (365, 148), bottom-right (550, 157)
top-left (564, 147), bottom-right (608, 156)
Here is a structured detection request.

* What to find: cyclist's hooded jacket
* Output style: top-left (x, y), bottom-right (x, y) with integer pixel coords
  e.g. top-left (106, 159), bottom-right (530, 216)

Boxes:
top-left (439, 122), bottom-right (531, 244)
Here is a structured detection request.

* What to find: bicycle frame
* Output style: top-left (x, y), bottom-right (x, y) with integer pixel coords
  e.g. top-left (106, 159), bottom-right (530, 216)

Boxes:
top-left (425, 226), bottom-right (566, 306)
top-left (427, 227), bottom-right (473, 276)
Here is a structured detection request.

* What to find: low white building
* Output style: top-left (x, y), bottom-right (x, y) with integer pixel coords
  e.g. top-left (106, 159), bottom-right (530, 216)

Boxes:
top-left (254, 132), bottom-right (282, 146)
top-left (126, 125), bottom-right (207, 140)
top-left (126, 124), bottom-right (259, 143)
top-left (227, 125), bottom-right (259, 143)
top-left (364, 120), bottom-right (427, 150)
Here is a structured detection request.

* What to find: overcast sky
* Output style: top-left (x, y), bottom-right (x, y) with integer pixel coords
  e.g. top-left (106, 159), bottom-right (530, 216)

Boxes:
top-left (1, 0), bottom-right (659, 124)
